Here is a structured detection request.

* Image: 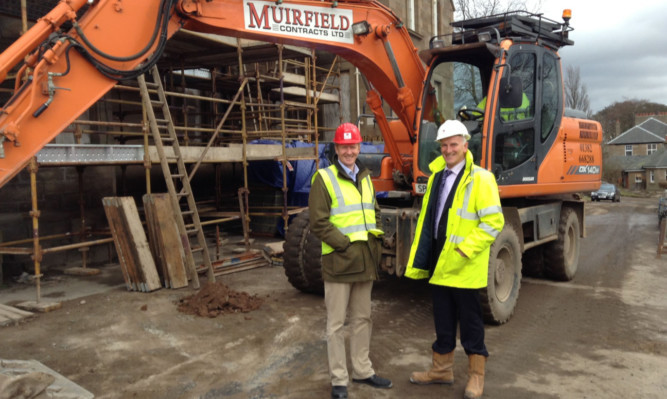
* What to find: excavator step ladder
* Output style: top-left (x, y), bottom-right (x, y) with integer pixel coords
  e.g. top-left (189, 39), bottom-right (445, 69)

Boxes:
top-left (137, 65), bottom-right (215, 289)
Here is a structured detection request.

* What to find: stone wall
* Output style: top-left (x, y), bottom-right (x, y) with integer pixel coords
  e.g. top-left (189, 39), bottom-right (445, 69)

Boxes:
top-left (607, 143), bottom-right (657, 157)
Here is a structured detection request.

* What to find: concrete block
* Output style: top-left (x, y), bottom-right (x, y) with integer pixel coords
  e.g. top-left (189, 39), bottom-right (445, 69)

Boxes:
top-left (15, 300), bottom-right (62, 313)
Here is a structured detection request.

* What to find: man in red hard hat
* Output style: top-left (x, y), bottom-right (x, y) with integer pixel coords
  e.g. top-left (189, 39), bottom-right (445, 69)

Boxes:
top-left (309, 122), bottom-right (391, 398)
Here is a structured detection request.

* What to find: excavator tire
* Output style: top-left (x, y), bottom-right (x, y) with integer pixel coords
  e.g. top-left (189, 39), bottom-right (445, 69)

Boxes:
top-left (543, 207), bottom-right (580, 281)
top-left (283, 210), bottom-right (324, 295)
top-left (481, 224), bottom-right (522, 325)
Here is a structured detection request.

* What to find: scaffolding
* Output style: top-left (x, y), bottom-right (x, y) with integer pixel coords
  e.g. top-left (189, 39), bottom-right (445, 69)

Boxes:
top-left (0, 33), bottom-right (342, 297)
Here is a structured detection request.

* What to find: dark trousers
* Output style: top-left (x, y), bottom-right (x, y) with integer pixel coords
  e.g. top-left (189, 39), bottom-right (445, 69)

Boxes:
top-left (431, 284), bottom-right (489, 357)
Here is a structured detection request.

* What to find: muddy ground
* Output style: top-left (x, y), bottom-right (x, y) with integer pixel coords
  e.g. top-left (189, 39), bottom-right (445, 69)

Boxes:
top-left (1, 196), bottom-right (666, 398)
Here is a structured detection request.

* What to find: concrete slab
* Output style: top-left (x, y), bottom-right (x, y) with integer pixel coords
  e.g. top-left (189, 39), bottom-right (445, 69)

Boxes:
top-left (0, 263), bottom-right (126, 305)
top-left (0, 359), bottom-right (94, 399)
top-left (0, 304), bottom-right (33, 326)
top-left (14, 300), bottom-right (62, 313)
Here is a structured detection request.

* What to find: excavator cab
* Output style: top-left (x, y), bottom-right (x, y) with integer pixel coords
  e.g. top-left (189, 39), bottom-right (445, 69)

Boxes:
top-left (416, 11), bottom-right (576, 194)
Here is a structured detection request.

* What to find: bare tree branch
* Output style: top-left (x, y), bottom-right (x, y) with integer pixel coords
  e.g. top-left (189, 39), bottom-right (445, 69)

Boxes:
top-left (565, 65), bottom-right (592, 117)
top-left (453, 0), bottom-right (543, 20)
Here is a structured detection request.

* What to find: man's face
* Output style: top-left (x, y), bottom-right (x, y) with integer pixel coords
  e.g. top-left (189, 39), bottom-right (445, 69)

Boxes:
top-left (439, 135), bottom-right (468, 168)
top-left (335, 143), bottom-right (361, 169)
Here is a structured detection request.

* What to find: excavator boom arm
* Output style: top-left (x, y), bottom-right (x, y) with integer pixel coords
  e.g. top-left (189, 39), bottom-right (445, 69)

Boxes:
top-left (0, 0), bottom-right (425, 187)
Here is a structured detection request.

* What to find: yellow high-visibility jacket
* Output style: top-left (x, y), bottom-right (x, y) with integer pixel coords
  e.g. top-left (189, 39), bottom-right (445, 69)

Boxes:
top-left (309, 160), bottom-right (383, 283)
top-left (315, 164), bottom-right (381, 255)
top-left (405, 151), bottom-right (504, 288)
top-left (477, 93), bottom-right (530, 121)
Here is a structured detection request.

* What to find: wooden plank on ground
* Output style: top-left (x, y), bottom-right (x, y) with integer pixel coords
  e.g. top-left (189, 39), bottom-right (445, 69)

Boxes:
top-left (144, 194), bottom-right (188, 289)
top-left (153, 194), bottom-right (188, 288)
top-left (117, 197), bottom-right (161, 292)
top-left (103, 197), bottom-right (137, 291)
top-left (213, 260), bottom-right (268, 276)
top-left (0, 304), bottom-right (35, 326)
top-left (143, 194), bottom-right (168, 287)
top-left (142, 194), bottom-right (162, 282)
top-left (63, 267), bottom-right (101, 276)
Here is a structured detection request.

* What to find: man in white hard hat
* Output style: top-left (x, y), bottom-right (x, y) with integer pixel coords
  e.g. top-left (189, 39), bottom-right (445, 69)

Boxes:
top-left (404, 120), bottom-right (504, 399)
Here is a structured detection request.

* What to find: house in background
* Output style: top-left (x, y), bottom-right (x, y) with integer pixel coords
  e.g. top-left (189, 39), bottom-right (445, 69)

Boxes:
top-left (606, 116), bottom-right (667, 191)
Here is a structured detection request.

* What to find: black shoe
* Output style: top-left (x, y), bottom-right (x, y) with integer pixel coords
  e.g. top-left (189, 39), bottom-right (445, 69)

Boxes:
top-left (331, 385), bottom-right (348, 398)
top-left (352, 374), bottom-right (393, 389)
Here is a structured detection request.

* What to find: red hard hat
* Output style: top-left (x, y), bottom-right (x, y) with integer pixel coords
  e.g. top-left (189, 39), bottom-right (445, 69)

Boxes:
top-left (333, 123), bottom-right (362, 144)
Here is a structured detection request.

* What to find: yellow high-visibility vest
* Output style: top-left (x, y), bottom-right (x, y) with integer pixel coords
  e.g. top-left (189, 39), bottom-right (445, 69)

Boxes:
top-left (477, 93), bottom-right (530, 121)
top-left (315, 165), bottom-right (382, 255)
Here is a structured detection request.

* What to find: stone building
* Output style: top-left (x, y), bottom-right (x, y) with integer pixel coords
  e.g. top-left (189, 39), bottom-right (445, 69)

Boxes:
top-left (606, 116), bottom-right (667, 190)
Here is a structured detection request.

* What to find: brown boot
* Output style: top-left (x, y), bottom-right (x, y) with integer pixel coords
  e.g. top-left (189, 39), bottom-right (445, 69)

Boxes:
top-left (464, 354), bottom-right (486, 398)
top-left (409, 351), bottom-right (454, 385)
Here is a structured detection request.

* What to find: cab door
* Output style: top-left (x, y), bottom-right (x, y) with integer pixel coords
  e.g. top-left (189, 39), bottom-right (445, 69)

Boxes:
top-left (489, 44), bottom-right (562, 185)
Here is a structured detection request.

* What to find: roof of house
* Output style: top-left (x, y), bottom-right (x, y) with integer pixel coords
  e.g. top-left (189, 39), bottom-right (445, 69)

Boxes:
top-left (641, 147), bottom-right (667, 169)
top-left (607, 155), bottom-right (652, 172)
top-left (609, 147), bottom-right (667, 173)
top-left (608, 117), bottom-right (667, 145)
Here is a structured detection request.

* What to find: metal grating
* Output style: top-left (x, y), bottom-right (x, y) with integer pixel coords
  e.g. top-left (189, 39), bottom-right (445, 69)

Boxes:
top-left (36, 144), bottom-right (145, 165)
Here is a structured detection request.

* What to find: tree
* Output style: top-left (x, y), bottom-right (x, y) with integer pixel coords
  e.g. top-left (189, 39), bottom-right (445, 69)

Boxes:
top-left (593, 100), bottom-right (667, 142)
top-left (453, 0), bottom-right (543, 20)
top-left (564, 65), bottom-right (591, 117)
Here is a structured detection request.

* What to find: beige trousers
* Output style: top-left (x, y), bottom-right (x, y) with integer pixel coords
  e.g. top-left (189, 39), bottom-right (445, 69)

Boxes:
top-left (324, 280), bottom-right (374, 386)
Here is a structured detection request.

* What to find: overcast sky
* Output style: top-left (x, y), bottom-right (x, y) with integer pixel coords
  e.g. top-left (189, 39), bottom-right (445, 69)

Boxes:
top-left (541, 1), bottom-right (667, 113)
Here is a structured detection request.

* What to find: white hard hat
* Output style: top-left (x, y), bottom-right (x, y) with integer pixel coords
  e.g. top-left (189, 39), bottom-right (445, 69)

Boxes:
top-left (435, 120), bottom-right (470, 141)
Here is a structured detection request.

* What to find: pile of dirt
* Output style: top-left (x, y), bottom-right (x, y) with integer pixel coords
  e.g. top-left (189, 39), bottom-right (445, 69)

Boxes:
top-left (176, 281), bottom-right (264, 317)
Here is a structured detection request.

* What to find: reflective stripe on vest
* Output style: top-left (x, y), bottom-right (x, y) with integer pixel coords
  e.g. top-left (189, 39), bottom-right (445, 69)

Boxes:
top-left (446, 166), bottom-right (502, 246)
top-left (319, 165), bottom-right (377, 254)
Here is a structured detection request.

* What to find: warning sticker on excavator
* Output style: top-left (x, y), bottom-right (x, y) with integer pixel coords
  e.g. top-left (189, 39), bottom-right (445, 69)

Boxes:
top-left (244, 0), bottom-right (354, 44)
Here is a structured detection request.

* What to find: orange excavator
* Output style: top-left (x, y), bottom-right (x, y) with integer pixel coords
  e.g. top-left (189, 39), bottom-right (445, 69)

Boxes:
top-left (0, 1), bottom-right (601, 324)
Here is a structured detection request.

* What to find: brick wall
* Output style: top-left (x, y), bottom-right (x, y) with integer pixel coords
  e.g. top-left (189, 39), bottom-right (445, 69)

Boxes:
top-left (0, 164), bottom-right (116, 278)
top-left (635, 112), bottom-right (667, 125)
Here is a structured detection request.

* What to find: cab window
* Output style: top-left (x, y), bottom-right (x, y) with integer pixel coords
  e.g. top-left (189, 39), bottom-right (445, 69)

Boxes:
top-left (541, 52), bottom-right (560, 141)
top-left (418, 61), bottom-right (484, 174)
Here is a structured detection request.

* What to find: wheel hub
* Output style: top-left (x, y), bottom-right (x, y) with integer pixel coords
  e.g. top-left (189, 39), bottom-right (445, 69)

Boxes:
top-left (495, 260), bottom-right (506, 284)
top-left (495, 248), bottom-right (514, 302)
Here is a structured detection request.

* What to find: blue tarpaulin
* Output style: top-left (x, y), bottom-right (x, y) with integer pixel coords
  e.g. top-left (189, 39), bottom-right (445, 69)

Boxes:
top-left (248, 140), bottom-right (384, 206)
top-left (247, 140), bottom-right (385, 235)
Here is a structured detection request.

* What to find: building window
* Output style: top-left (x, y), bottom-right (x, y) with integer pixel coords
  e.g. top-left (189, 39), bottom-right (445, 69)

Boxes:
top-left (648, 143), bottom-right (657, 155)
top-left (650, 170), bottom-right (655, 183)
top-left (407, 0), bottom-right (415, 31)
top-left (625, 145), bottom-right (633, 156)
top-left (635, 175), bottom-right (642, 183)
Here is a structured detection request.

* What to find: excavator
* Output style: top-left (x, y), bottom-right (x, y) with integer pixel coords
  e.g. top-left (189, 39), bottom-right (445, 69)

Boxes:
top-left (0, 0), bottom-right (601, 324)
